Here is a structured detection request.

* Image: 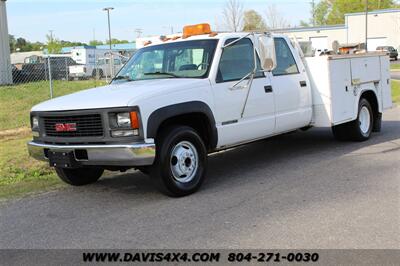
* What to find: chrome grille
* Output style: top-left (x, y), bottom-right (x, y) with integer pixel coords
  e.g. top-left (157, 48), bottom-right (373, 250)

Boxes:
top-left (43, 114), bottom-right (103, 137)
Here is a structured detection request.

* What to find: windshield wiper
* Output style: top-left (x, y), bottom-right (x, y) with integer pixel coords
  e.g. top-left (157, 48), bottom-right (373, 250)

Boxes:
top-left (112, 75), bottom-right (134, 82)
top-left (143, 71), bottom-right (182, 78)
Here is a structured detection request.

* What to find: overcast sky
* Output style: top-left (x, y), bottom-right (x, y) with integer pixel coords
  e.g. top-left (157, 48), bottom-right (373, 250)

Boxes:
top-left (6, 0), bottom-right (311, 43)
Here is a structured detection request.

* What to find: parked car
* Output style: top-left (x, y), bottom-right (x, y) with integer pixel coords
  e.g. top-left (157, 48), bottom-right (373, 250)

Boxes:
top-left (11, 65), bottom-right (27, 83)
top-left (21, 56), bottom-right (78, 82)
top-left (28, 23), bottom-right (392, 197)
top-left (68, 57), bottom-right (125, 80)
top-left (376, 46), bottom-right (398, 60)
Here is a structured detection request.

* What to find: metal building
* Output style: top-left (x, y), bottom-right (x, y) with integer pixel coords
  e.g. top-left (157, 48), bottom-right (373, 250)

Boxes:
top-left (274, 9), bottom-right (400, 53)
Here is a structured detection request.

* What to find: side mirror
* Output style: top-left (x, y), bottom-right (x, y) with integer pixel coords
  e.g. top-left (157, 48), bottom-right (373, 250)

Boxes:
top-left (262, 58), bottom-right (274, 71)
top-left (258, 35), bottom-right (276, 71)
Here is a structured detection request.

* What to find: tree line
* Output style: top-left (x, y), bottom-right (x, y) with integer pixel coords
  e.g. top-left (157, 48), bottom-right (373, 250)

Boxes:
top-left (9, 34), bottom-right (132, 54)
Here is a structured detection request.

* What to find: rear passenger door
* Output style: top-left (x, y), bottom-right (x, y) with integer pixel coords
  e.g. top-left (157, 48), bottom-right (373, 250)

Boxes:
top-left (211, 38), bottom-right (275, 147)
top-left (271, 37), bottom-right (312, 133)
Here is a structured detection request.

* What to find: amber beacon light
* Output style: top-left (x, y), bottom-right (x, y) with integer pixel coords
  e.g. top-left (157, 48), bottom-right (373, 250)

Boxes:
top-left (182, 23), bottom-right (212, 38)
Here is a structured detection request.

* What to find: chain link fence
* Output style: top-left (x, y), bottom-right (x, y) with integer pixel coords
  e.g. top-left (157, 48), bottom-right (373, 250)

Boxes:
top-left (1, 52), bottom-right (131, 132)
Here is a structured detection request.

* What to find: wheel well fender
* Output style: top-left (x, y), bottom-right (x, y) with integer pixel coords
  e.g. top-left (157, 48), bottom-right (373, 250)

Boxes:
top-left (147, 101), bottom-right (218, 149)
top-left (359, 90), bottom-right (379, 113)
top-left (359, 89), bottom-right (380, 129)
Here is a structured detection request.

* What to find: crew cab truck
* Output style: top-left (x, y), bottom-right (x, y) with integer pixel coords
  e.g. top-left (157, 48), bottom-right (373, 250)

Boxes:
top-left (28, 23), bottom-right (392, 197)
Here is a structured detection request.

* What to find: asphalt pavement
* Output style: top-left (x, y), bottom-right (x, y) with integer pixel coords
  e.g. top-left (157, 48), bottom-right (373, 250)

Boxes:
top-left (0, 107), bottom-right (399, 249)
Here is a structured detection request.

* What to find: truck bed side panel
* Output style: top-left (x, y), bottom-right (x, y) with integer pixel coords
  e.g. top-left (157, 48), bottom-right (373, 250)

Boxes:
top-left (379, 56), bottom-right (393, 110)
top-left (304, 57), bottom-right (332, 127)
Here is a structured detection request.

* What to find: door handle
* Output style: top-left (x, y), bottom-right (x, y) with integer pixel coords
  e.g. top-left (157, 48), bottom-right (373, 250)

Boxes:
top-left (264, 85), bottom-right (273, 93)
top-left (300, 81), bottom-right (307, 87)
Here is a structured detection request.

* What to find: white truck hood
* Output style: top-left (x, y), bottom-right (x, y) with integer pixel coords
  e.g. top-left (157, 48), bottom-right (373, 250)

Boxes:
top-left (31, 79), bottom-right (209, 112)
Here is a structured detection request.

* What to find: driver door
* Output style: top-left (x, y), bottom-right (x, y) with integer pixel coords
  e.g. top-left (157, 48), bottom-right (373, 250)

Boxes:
top-left (211, 38), bottom-right (275, 147)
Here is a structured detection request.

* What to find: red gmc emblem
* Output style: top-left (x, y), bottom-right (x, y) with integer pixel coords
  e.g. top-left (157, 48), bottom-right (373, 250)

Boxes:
top-left (55, 123), bottom-right (77, 132)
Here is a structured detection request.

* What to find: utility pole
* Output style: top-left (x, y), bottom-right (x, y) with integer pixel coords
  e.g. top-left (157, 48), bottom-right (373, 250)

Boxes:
top-left (49, 30), bottom-right (54, 42)
top-left (311, 0), bottom-right (315, 26)
top-left (163, 26), bottom-right (174, 35)
top-left (135, 28), bottom-right (143, 39)
top-left (0, 0), bottom-right (12, 85)
top-left (365, 0), bottom-right (368, 51)
top-left (103, 7), bottom-right (114, 50)
top-left (103, 7), bottom-right (114, 78)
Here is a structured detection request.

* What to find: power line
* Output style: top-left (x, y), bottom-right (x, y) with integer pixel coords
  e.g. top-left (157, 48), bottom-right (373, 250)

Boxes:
top-left (135, 28), bottom-right (143, 38)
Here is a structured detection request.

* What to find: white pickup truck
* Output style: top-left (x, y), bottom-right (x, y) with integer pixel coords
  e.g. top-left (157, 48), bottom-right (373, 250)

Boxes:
top-left (28, 24), bottom-right (392, 196)
top-left (68, 57), bottom-right (124, 79)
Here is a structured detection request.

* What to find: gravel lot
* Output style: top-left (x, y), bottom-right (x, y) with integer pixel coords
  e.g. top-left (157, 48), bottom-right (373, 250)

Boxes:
top-left (0, 107), bottom-right (399, 249)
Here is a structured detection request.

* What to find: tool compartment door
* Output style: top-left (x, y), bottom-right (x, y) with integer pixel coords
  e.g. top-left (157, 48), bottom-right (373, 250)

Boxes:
top-left (350, 56), bottom-right (381, 85)
top-left (329, 59), bottom-right (354, 124)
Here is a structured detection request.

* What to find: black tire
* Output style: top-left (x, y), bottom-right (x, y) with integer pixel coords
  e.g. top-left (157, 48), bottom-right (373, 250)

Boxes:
top-left (92, 69), bottom-right (103, 78)
top-left (332, 123), bottom-right (350, 141)
top-left (332, 98), bottom-right (373, 142)
top-left (150, 126), bottom-right (207, 197)
top-left (136, 166), bottom-right (150, 175)
top-left (349, 98), bottom-right (373, 141)
top-left (55, 167), bottom-right (103, 186)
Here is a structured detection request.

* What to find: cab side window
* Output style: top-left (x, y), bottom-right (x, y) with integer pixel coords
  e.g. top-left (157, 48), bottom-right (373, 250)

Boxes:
top-left (272, 38), bottom-right (299, 76)
top-left (217, 38), bottom-right (263, 83)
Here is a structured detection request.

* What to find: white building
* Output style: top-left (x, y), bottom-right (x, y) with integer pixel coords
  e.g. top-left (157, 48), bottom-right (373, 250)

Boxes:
top-left (275, 9), bottom-right (400, 52)
top-left (0, 0), bottom-right (12, 85)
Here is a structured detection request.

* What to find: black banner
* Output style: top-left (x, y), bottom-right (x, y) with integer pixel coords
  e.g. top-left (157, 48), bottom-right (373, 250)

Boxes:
top-left (0, 249), bottom-right (399, 266)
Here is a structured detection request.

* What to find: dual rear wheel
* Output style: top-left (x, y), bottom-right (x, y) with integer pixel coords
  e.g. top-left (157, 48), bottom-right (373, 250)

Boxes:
top-left (332, 98), bottom-right (374, 141)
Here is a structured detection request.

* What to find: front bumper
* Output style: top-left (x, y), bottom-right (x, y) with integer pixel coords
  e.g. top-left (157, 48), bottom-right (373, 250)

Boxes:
top-left (27, 141), bottom-right (156, 166)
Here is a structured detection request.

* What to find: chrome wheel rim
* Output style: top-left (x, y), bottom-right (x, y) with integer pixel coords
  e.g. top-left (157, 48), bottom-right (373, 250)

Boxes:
top-left (170, 141), bottom-right (198, 183)
top-left (359, 106), bottom-right (371, 134)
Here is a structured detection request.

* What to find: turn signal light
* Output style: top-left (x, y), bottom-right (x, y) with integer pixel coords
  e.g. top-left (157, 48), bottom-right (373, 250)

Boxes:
top-left (183, 23), bottom-right (211, 38)
top-left (130, 111), bottom-right (140, 129)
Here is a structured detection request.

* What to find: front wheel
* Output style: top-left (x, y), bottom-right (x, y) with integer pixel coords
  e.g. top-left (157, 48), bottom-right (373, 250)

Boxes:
top-left (55, 167), bottom-right (103, 186)
top-left (150, 126), bottom-right (207, 197)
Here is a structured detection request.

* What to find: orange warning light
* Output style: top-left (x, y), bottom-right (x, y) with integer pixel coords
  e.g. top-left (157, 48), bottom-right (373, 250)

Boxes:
top-left (182, 23), bottom-right (212, 38)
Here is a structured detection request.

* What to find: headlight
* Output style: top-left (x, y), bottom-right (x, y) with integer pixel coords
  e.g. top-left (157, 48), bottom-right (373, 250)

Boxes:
top-left (116, 112), bottom-right (131, 127)
top-left (31, 116), bottom-right (39, 131)
top-left (112, 111), bottom-right (140, 137)
top-left (116, 111), bottom-right (139, 129)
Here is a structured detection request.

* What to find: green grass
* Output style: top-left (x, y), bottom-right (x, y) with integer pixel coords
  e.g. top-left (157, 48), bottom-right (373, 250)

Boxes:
top-left (0, 134), bottom-right (65, 201)
top-left (0, 80), bottom-right (105, 201)
top-left (0, 80), bottom-right (106, 131)
top-left (392, 80), bottom-right (400, 104)
top-left (391, 64), bottom-right (400, 70)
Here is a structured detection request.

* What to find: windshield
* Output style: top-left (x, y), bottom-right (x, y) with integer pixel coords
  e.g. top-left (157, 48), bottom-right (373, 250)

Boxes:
top-left (112, 40), bottom-right (218, 83)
